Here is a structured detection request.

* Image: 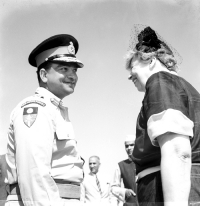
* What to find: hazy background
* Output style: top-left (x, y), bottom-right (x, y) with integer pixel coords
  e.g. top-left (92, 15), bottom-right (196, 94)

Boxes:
top-left (1, 0), bottom-right (200, 179)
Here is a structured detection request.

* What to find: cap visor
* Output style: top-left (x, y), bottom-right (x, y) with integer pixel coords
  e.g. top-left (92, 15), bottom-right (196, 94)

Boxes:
top-left (51, 56), bottom-right (84, 68)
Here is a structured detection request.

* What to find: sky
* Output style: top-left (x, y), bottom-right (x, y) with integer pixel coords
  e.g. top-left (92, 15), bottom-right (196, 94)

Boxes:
top-left (0, 0), bottom-right (200, 179)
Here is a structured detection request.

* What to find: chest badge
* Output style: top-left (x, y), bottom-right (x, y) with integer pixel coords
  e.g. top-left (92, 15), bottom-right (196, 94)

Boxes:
top-left (23, 107), bottom-right (38, 128)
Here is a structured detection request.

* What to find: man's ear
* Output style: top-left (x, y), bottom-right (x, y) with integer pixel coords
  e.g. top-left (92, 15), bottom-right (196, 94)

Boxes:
top-left (39, 68), bottom-right (48, 83)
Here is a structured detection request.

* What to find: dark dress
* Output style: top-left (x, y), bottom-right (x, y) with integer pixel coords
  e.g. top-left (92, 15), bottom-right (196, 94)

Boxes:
top-left (132, 71), bottom-right (200, 205)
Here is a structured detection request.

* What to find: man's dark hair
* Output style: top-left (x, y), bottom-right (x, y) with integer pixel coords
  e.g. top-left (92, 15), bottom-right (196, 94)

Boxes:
top-left (36, 61), bottom-right (79, 84)
top-left (36, 61), bottom-right (53, 83)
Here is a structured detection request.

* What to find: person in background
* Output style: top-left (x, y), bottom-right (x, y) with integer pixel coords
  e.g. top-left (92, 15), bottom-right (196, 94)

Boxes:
top-left (5, 34), bottom-right (85, 206)
top-left (111, 135), bottom-right (138, 206)
top-left (81, 156), bottom-right (111, 205)
top-left (125, 25), bottom-right (200, 206)
top-left (0, 154), bottom-right (8, 205)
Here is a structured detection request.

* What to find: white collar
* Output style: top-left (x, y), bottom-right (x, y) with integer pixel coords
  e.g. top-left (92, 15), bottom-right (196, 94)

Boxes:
top-left (35, 87), bottom-right (64, 105)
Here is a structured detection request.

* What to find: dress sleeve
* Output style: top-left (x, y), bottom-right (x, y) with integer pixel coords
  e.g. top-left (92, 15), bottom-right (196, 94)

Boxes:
top-left (144, 72), bottom-right (194, 146)
top-left (9, 105), bottom-right (63, 206)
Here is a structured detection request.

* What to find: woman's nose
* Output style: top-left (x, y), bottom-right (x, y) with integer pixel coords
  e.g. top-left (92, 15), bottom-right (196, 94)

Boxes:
top-left (128, 74), bottom-right (133, 80)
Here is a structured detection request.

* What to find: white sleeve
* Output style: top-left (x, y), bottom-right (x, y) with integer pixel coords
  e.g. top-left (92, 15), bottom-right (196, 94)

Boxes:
top-left (80, 182), bottom-right (85, 203)
top-left (148, 108), bottom-right (194, 146)
top-left (8, 106), bottom-right (63, 206)
top-left (110, 165), bottom-right (126, 204)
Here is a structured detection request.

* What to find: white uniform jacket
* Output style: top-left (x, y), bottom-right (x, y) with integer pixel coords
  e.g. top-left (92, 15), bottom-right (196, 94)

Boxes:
top-left (6, 87), bottom-right (84, 206)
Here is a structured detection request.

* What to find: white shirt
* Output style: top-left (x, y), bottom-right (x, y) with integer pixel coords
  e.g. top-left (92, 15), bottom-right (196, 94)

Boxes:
top-left (80, 172), bottom-right (110, 204)
top-left (110, 164), bottom-right (127, 205)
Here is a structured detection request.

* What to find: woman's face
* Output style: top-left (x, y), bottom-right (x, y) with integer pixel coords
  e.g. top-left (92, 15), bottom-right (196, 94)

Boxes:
top-left (129, 56), bottom-right (151, 92)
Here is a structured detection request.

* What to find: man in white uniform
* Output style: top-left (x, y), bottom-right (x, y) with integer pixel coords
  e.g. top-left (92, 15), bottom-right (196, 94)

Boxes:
top-left (81, 156), bottom-right (111, 205)
top-left (5, 34), bottom-right (85, 206)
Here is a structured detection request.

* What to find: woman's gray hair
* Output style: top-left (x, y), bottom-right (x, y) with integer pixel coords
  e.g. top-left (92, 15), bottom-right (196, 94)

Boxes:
top-left (125, 47), bottom-right (180, 73)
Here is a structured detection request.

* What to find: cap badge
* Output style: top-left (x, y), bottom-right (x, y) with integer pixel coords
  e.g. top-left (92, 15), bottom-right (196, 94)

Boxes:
top-left (68, 42), bottom-right (75, 54)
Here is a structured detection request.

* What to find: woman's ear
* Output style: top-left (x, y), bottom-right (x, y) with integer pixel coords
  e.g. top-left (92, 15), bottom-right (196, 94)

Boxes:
top-left (39, 68), bottom-right (48, 83)
top-left (149, 57), bottom-right (156, 69)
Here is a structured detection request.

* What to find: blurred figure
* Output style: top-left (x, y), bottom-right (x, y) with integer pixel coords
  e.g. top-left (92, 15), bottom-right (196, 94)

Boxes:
top-left (81, 156), bottom-right (111, 205)
top-left (111, 135), bottom-right (138, 206)
top-left (0, 154), bottom-right (8, 206)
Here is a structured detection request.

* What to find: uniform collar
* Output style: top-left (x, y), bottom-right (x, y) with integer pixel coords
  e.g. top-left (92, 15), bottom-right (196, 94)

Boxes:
top-left (35, 87), bottom-right (64, 107)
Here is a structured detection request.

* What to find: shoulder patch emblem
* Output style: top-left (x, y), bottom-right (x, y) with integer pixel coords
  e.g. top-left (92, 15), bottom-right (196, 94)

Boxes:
top-left (23, 107), bottom-right (38, 128)
top-left (21, 100), bottom-right (46, 108)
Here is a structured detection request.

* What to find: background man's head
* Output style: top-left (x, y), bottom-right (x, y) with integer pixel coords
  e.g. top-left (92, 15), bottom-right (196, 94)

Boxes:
top-left (125, 135), bottom-right (136, 157)
top-left (89, 156), bottom-right (101, 174)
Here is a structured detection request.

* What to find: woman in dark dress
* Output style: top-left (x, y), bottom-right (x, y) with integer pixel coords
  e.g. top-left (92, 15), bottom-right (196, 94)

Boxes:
top-left (125, 25), bottom-right (200, 206)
